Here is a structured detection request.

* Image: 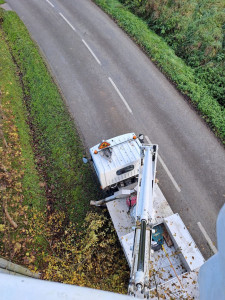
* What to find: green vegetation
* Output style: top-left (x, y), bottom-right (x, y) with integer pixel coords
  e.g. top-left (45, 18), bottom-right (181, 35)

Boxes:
top-left (0, 25), bottom-right (47, 267)
top-left (93, 0), bottom-right (225, 143)
top-left (120, 0), bottom-right (225, 107)
top-left (1, 9), bottom-right (100, 227)
top-left (0, 1), bottom-right (6, 5)
top-left (0, 26), bottom-right (45, 211)
top-left (0, 8), bottom-right (129, 290)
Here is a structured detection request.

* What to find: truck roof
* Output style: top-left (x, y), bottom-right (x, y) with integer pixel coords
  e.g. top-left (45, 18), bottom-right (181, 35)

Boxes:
top-left (90, 133), bottom-right (142, 189)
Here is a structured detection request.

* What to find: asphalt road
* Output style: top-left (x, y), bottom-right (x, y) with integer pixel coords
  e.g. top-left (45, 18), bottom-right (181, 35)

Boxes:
top-left (6, 0), bottom-right (225, 259)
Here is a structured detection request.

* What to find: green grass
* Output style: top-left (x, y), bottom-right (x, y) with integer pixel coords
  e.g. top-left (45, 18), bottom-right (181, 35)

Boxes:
top-left (0, 29), bottom-right (45, 210)
top-left (0, 9), bottom-right (100, 229)
top-left (0, 1), bottom-right (6, 5)
top-left (93, 0), bottom-right (225, 144)
top-left (0, 25), bottom-right (48, 266)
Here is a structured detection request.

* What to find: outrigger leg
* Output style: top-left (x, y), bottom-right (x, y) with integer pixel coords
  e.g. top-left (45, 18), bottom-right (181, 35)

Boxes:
top-left (90, 188), bottom-right (135, 206)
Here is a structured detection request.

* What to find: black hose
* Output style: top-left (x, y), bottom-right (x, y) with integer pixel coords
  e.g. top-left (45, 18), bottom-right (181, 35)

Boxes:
top-left (137, 220), bottom-right (146, 271)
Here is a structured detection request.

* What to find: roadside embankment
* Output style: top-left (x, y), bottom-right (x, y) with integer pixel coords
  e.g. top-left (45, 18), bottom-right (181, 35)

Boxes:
top-left (0, 21), bottom-right (48, 271)
top-left (1, 9), bottom-right (98, 227)
top-left (119, 0), bottom-right (225, 108)
top-left (0, 8), bottom-right (129, 292)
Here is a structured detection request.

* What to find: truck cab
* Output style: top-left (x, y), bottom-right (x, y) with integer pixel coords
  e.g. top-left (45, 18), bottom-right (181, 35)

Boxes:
top-left (90, 133), bottom-right (142, 190)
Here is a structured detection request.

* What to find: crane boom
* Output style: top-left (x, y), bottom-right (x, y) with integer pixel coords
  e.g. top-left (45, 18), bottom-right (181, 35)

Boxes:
top-left (128, 145), bottom-right (158, 297)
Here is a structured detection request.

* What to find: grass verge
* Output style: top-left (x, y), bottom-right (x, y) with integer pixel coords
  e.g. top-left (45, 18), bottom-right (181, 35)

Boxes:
top-left (1, 9), bottom-right (100, 228)
top-left (0, 8), bottom-right (129, 290)
top-left (0, 26), bottom-right (47, 269)
top-left (93, 0), bottom-right (225, 144)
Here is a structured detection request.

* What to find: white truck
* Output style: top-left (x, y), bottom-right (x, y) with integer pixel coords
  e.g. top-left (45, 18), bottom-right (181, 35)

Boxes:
top-left (85, 133), bottom-right (205, 299)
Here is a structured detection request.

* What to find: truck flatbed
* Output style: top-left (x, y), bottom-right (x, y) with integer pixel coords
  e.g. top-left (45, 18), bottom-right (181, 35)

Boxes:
top-left (106, 184), bottom-right (204, 299)
top-left (89, 133), bottom-right (205, 298)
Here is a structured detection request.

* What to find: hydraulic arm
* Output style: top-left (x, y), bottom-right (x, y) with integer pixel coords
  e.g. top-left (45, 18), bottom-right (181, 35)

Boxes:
top-left (128, 146), bottom-right (158, 297)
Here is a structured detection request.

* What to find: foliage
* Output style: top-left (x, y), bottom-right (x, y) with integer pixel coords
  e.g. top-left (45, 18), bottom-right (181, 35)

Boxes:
top-left (42, 211), bottom-right (129, 293)
top-left (120, 0), bottom-right (225, 107)
top-left (93, 0), bottom-right (225, 143)
top-left (0, 1), bottom-right (5, 5)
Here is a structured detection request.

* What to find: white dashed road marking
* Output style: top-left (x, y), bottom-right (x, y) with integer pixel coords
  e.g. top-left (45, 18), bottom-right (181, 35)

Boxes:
top-left (108, 77), bottom-right (133, 114)
top-left (145, 135), bottom-right (181, 193)
top-left (82, 39), bottom-right (102, 65)
top-left (197, 222), bottom-right (217, 254)
top-left (59, 12), bottom-right (76, 32)
top-left (46, 0), bottom-right (54, 8)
